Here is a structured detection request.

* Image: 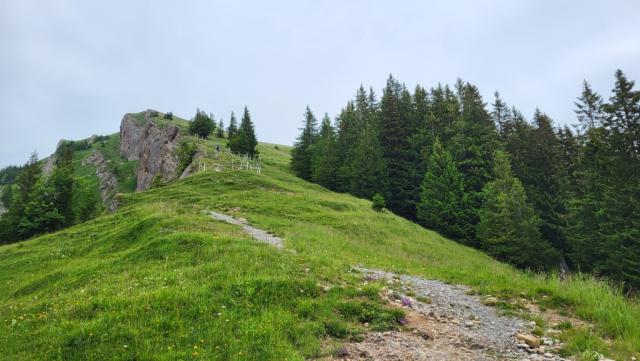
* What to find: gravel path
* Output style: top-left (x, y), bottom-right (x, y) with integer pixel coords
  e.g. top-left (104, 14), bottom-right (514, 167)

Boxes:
top-left (207, 211), bottom-right (284, 249)
top-left (342, 267), bottom-right (570, 361)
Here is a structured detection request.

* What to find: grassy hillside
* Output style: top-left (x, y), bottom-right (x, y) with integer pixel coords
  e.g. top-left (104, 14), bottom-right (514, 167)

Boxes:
top-left (0, 141), bottom-right (638, 360)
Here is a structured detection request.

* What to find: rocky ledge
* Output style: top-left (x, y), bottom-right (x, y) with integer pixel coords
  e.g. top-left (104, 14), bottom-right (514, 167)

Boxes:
top-left (82, 151), bottom-right (119, 212)
top-left (119, 110), bottom-right (180, 191)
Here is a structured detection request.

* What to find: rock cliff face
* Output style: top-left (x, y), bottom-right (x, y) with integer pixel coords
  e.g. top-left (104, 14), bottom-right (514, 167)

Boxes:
top-left (42, 140), bottom-right (66, 178)
top-left (119, 110), bottom-right (180, 191)
top-left (82, 151), bottom-right (119, 212)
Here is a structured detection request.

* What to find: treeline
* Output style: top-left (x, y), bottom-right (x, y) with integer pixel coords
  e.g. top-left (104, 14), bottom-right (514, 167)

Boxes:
top-left (0, 142), bottom-right (99, 243)
top-left (291, 71), bottom-right (640, 290)
top-left (189, 106), bottom-right (258, 156)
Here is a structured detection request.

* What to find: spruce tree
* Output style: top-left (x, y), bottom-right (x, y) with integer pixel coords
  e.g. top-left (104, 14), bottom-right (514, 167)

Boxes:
top-left (379, 75), bottom-right (416, 219)
top-left (603, 69), bottom-right (640, 157)
top-left (235, 106), bottom-right (258, 156)
top-left (574, 80), bottom-right (604, 132)
top-left (227, 112), bottom-right (238, 140)
top-left (350, 87), bottom-right (385, 198)
top-left (311, 114), bottom-right (338, 189)
top-left (335, 102), bottom-right (358, 192)
top-left (595, 69), bottom-right (640, 289)
top-left (49, 158), bottom-right (74, 227)
top-left (417, 138), bottom-right (472, 241)
top-left (566, 127), bottom-right (608, 272)
top-left (491, 91), bottom-right (511, 137)
top-left (290, 106), bottom-right (318, 180)
top-left (477, 151), bottom-right (559, 269)
top-left (448, 82), bottom-right (500, 246)
top-left (522, 110), bottom-right (568, 256)
top-left (216, 120), bottom-right (225, 138)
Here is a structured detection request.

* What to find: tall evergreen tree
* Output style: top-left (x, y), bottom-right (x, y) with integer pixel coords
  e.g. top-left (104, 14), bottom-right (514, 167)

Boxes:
top-left (520, 110), bottom-right (568, 256)
top-left (603, 69), bottom-right (640, 157)
top-left (477, 151), bottom-right (559, 269)
top-left (566, 127), bottom-right (608, 272)
top-left (574, 80), bottom-right (604, 133)
top-left (290, 106), bottom-right (319, 181)
top-left (50, 145), bottom-right (75, 227)
top-left (595, 69), bottom-right (640, 289)
top-left (446, 82), bottom-right (500, 246)
top-left (227, 112), bottom-right (238, 140)
top-left (311, 114), bottom-right (338, 189)
top-left (491, 91), bottom-right (511, 137)
top-left (379, 75), bottom-right (416, 219)
top-left (216, 119), bottom-right (225, 138)
top-left (417, 138), bottom-right (472, 241)
top-left (233, 106), bottom-right (258, 156)
top-left (335, 102), bottom-right (358, 191)
top-left (350, 87), bottom-right (385, 198)
top-left (557, 126), bottom-right (580, 192)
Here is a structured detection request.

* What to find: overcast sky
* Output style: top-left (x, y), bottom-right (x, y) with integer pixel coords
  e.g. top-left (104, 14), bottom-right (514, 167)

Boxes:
top-left (1, 1), bottom-right (639, 168)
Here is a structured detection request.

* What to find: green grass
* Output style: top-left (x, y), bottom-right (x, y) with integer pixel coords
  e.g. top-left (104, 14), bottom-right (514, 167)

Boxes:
top-left (1, 140), bottom-right (639, 360)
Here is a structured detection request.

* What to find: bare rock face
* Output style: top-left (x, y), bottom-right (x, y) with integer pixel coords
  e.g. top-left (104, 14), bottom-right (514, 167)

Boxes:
top-left (42, 139), bottom-right (66, 178)
top-left (119, 110), bottom-right (180, 191)
top-left (82, 150), bottom-right (119, 212)
top-left (119, 114), bottom-right (145, 161)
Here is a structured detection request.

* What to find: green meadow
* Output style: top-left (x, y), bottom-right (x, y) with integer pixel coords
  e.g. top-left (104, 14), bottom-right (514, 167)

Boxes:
top-left (0, 141), bottom-right (638, 360)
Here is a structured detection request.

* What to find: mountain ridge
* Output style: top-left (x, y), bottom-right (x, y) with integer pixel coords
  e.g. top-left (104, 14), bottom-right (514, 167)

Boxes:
top-left (0, 110), bottom-right (638, 360)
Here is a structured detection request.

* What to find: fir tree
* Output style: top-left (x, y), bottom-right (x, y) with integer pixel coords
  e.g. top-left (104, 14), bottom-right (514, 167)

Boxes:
top-left (311, 114), bottom-right (338, 189)
top-left (234, 106), bottom-right (258, 156)
top-left (417, 138), bottom-right (472, 241)
top-left (18, 179), bottom-right (64, 238)
top-left (477, 151), bottom-right (559, 269)
top-left (216, 119), bottom-right (225, 138)
top-left (379, 75), bottom-right (416, 219)
top-left (574, 80), bottom-right (604, 132)
top-left (491, 91), bottom-right (511, 137)
top-left (524, 110), bottom-right (568, 256)
top-left (603, 69), bottom-right (640, 157)
top-left (595, 69), bottom-right (640, 289)
top-left (351, 87), bottom-right (385, 198)
top-left (335, 102), bottom-right (358, 192)
top-left (290, 106), bottom-right (319, 180)
top-left (227, 112), bottom-right (238, 140)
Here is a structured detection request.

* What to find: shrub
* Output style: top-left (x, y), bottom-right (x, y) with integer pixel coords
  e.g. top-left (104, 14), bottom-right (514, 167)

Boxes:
top-left (163, 112), bottom-right (173, 120)
top-left (371, 193), bottom-right (385, 212)
top-left (177, 142), bottom-right (198, 174)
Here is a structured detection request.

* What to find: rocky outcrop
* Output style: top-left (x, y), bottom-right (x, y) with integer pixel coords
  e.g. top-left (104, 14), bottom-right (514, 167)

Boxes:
top-left (119, 114), bottom-right (145, 161)
top-left (119, 110), bottom-right (180, 191)
top-left (82, 151), bottom-right (119, 212)
top-left (42, 140), bottom-right (67, 178)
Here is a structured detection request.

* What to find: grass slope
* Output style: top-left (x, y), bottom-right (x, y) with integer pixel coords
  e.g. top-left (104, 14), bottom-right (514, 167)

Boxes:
top-left (0, 141), bottom-right (638, 360)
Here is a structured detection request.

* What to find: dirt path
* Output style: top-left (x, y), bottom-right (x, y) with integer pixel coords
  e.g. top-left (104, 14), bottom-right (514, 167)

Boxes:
top-left (206, 211), bottom-right (572, 361)
top-left (207, 211), bottom-right (284, 249)
top-left (340, 267), bottom-right (570, 361)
